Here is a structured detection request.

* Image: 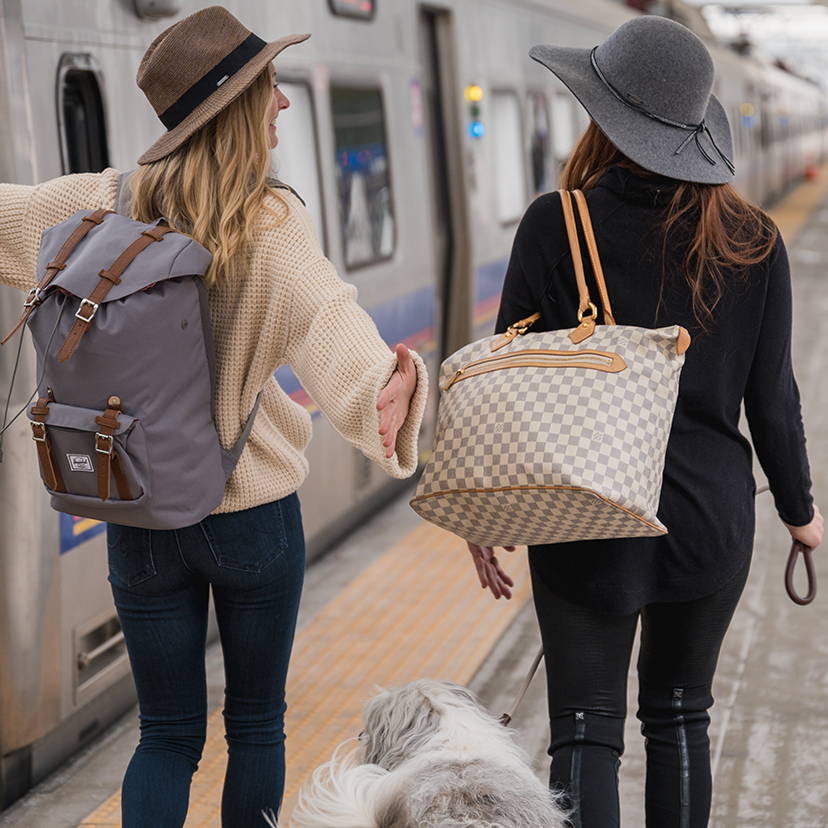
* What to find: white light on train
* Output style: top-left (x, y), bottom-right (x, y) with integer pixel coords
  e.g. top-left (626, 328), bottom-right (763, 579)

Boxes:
top-left (465, 85), bottom-right (484, 102)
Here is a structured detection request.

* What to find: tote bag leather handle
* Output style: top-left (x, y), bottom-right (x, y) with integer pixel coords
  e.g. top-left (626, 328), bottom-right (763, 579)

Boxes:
top-left (572, 190), bottom-right (616, 325)
top-left (559, 189), bottom-right (616, 326)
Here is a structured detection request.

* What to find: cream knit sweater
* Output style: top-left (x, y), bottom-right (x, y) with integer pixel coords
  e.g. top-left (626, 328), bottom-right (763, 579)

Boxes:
top-left (0, 169), bottom-right (428, 513)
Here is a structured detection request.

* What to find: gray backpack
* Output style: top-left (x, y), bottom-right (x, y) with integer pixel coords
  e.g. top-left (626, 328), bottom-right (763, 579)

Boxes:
top-left (0, 173), bottom-right (260, 529)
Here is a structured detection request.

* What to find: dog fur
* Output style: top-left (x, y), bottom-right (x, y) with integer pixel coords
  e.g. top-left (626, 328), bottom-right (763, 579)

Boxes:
top-left (277, 679), bottom-right (567, 828)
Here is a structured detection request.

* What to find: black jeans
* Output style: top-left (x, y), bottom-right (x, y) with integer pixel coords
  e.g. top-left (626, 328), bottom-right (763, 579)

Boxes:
top-left (107, 494), bottom-right (305, 828)
top-left (530, 555), bottom-right (749, 828)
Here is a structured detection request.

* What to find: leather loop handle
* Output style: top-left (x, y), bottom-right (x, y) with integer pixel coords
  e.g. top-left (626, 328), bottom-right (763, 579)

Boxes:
top-left (57, 225), bottom-right (176, 363)
top-left (785, 540), bottom-right (817, 606)
top-left (29, 396), bottom-right (65, 493)
top-left (1, 209), bottom-right (113, 346)
top-left (558, 190), bottom-right (594, 321)
top-left (94, 398), bottom-right (123, 501)
top-left (572, 190), bottom-right (616, 325)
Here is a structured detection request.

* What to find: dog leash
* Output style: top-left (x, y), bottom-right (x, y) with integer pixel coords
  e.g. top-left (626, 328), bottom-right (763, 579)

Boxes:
top-left (499, 645), bottom-right (544, 727)
top-left (499, 483), bottom-right (817, 727)
top-left (754, 483), bottom-right (817, 606)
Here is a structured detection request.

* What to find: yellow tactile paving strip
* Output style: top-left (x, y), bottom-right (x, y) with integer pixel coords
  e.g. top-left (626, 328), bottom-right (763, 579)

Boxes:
top-left (79, 523), bottom-right (531, 826)
top-left (769, 162), bottom-right (828, 243)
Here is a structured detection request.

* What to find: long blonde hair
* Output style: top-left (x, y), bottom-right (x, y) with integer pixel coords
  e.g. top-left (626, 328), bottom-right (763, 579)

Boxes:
top-left (129, 66), bottom-right (287, 286)
top-left (562, 122), bottom-right (777, 331)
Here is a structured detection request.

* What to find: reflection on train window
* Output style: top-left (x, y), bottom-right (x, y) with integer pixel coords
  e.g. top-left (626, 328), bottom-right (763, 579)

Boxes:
top-left (59, 65), bottom-right (110, 174)
top-left (331, 86), bottom-right (395, 269)
top-left (551, 93), bottom-right (575, 165)
top-left (527, 92), bottom-right (552, 195)
top-left (328, 0), bottom-right (376, 20)
top-left (491, 90), bottom-right (526, 224)
top-left (273, 81), bottom-right (326, 247)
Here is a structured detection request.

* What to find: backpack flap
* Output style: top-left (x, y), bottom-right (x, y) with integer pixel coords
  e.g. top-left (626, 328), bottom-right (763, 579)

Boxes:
top-left (36, 210), bottom-right (211, 307)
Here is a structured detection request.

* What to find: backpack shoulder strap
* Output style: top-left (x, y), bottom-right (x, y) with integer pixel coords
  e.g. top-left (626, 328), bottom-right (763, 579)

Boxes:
top-left (116, 170), bottom-right (135, 217)
top-left (221, 393), bottom-right (263, 480)
top-left (268, 176), bottom-right (305, 206)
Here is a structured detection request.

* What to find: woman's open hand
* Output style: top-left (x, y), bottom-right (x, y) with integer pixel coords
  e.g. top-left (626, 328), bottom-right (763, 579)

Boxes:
top-left (377, 343), bottom-right (417, 459)
top-left (467, 541), bottom-right (516, 600)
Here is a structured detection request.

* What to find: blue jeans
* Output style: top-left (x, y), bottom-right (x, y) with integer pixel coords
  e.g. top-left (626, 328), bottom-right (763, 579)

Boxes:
top-left (106, 494), bottom-right (305, 828)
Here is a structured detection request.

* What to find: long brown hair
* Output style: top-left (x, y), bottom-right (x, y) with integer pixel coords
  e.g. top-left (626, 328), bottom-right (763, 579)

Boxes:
top-left (129, 66), bottom-right (287, 287)
top-left (561, 122), bottom-right (777, 330)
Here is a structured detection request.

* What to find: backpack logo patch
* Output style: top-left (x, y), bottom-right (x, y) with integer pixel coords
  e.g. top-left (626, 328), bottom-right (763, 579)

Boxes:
top-left (67, 454), bottom-right (94, 473)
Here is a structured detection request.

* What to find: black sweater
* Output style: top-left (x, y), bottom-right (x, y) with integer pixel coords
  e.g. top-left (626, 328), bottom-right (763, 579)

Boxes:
top-left (495, 165), bottom-right (813, 614)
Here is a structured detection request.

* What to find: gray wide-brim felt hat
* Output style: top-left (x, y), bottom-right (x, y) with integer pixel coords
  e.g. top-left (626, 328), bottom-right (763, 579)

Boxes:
top-left (137, 5), bottom-right (309, 165)
top-left (530, 16), bottom-right (735, 184)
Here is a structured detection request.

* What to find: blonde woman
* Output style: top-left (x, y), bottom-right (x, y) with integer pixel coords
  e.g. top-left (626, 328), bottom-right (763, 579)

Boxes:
top-left (0, 7), bottom-right (427, 827)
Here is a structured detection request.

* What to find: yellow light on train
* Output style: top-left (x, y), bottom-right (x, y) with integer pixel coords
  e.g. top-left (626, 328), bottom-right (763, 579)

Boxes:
top-left (739, 102), bottom-right (755, 117)
top-left (465, 85), bottom-right (484, 102)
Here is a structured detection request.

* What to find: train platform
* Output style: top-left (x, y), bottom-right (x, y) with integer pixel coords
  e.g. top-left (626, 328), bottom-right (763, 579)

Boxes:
top-left (3, 170), bottom-right (828, 828)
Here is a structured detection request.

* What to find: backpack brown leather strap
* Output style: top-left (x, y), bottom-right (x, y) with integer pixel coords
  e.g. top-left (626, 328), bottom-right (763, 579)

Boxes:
top-left (572, 190), bottom-right (616, 326)
top-left (57, 224), bottom-right (176, 364)
top-left (94, 396), bottom-right (126, 501)
top-left (2, 209), bottom-right (112, 346)
top-left (29, 396), bottom-right (65, 493)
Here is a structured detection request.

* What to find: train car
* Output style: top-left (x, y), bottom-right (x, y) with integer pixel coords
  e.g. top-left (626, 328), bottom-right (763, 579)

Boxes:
top-left (1, 0), bottom-right (826, 811)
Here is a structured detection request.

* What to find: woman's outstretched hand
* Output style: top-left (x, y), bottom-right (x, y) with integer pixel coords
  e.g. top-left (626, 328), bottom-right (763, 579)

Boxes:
top-left (377, 343), bottom-right (417, 459)
top-left (467, 541), bottom-right (516, 600)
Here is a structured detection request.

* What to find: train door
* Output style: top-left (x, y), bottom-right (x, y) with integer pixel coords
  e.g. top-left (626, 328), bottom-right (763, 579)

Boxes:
top-left (417, 6), bottom-right (472, 358)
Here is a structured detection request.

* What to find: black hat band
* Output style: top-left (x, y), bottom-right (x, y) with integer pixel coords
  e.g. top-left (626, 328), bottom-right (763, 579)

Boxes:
top-left (159, 32), bottom-right (268, 131)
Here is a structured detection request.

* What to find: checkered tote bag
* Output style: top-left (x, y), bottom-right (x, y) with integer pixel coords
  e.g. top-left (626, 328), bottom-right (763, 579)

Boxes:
top-left (410, 189), bottom-right (691, 547)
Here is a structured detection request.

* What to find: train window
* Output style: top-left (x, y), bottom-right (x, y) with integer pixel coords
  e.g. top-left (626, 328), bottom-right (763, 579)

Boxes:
top-left (328, 0), bottom-right (376, 20)
top-left (527, 91), bottom-right (552, 195)
top-left (491, 90), bottom-right (526, 224)
top-left (273, 81), bottom-right (326, 246)
top-left (57, 54), bottom-right (110, 174)
top-left (551, 93), bottom-right (575, 163)
top-left (330, 85), bottom-right (395, 269)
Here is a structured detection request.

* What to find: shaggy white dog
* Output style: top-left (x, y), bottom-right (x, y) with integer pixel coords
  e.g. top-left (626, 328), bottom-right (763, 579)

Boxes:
top-left (275, 679), bottom-right (567, 828)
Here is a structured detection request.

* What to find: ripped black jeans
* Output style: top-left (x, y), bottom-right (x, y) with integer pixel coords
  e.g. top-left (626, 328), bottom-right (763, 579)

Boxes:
top-left (530, 557), bottom-right (749, 828)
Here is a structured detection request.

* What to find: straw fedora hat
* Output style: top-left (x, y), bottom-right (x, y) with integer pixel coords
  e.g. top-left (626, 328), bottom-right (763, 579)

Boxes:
top-left (530, 16), bottom-right (735, 184)
top-left (136, 5), bottom-right (309, 165)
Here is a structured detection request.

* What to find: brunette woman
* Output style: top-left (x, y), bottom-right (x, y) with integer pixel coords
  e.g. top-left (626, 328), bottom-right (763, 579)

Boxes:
top-left (467, 16), bottom-right (822, 828)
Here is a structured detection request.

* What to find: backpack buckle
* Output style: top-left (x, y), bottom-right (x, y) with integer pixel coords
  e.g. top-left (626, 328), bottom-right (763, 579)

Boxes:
top-left (24, 286), bottom-right (45, 308)
top-left (95, 433), bottom-right (114, 455)
top-left (75, 298), bottom-right (99, 323)
top-left (30, 421), bottom-right (47, 442)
